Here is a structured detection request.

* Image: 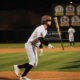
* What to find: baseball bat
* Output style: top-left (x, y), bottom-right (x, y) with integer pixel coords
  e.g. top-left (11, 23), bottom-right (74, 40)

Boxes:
top-left (54, 17), bottom-right (64, 50)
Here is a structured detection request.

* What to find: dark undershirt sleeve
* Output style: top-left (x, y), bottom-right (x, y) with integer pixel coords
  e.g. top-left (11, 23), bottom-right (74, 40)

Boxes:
top-left (39, 43), bottom-right (43, 48)
top-left (38, 37), bottom-right (49, 46)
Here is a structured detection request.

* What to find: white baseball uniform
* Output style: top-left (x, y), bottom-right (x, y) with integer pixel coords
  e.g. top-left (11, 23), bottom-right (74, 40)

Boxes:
top-left (25, 25), bottom-right (47, 67)
top-left (68, 27), bottom-right (75, 42)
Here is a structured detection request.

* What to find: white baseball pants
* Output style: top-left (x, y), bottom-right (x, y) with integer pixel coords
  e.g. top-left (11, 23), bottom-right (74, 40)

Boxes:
top-left (25, 43), bottom-right (38, 67)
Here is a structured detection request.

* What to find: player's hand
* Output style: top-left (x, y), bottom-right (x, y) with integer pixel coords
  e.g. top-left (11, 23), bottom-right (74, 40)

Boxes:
top-left (48, 44), bottom-right (54, 48)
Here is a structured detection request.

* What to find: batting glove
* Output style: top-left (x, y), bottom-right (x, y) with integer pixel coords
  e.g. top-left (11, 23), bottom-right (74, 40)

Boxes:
top-left (48, 44), bottom-right (54, 48)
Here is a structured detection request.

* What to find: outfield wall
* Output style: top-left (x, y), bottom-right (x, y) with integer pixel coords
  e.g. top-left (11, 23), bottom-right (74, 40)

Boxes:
top-left (0, 27), bottom-right (80, 43)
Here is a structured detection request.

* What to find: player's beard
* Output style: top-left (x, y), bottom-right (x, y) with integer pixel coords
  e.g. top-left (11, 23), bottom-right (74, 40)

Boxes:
top-left (46, 23), bottom-right (51, 28)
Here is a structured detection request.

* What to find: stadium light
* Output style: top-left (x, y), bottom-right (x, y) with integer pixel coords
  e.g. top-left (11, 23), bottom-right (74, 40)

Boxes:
top-left (70, 1), bottom-right (73, 4)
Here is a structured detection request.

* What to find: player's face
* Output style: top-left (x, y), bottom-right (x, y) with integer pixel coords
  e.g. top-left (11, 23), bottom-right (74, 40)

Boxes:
top-left (47, 17), bottom-right (52, 26)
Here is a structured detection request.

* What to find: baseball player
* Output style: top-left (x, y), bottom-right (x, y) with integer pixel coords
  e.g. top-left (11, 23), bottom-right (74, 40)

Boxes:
top-left (68, 26), bottom-right (76, 47)
top-left (14, 15), bottom-right (54, 80)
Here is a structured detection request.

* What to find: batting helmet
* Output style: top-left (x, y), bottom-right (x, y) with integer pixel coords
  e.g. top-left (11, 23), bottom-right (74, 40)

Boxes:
top-left (41, 15), bottom-right (52, 24)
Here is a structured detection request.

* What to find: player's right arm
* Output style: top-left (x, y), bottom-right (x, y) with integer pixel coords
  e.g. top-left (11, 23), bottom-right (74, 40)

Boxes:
top-left (31, 36), bottom-right (49, 46)
top-left (31, 27), bottom-right (53, 48)
top-left (31, 35), bottom-right (53, 48)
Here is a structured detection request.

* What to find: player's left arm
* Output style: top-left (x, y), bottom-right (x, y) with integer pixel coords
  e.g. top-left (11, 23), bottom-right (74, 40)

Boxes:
top-left (39, 43), bottom-right (43, 49)
top-left (38, 37), bottom-right (53, 48)
top-left (38, 37), bottom-right (48, 46)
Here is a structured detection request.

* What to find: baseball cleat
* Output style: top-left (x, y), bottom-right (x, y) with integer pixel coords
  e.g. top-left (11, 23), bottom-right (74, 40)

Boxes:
top-left (20, 76), bottom-right (31, 80)
top-left (14, 65), bottom-right (20, 77)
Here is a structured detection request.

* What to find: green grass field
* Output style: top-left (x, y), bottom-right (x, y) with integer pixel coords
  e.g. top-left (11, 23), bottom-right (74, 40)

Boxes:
top-left (0, 51), bottom-right (80, 72)
top-left (0, 43), bottom-right (80, 72)
top-left (0, 42), bottom-right (80, 48)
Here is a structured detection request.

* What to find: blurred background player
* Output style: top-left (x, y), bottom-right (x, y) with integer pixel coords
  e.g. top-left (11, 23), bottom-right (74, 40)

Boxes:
top-left (68, 26), bottom-right (76, 47)
top-left (14, 15), bottom-right (54, 80)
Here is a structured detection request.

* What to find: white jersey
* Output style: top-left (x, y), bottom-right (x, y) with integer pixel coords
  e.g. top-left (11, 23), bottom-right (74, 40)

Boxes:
top-left (68, 27), bottom-right (75, 41)
top-left (27, 25), bottom-right (47, 47)
top-left (68, 27), bottom-right (75, 36)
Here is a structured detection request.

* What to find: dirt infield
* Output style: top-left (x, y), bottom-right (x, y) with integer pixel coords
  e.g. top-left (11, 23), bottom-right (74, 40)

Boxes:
top-left (0, 47), bottom-right (80, 80)
top-left (0, 47), bottom-right (80, 54)
top-left (0, 71), bottom-right (80, 80)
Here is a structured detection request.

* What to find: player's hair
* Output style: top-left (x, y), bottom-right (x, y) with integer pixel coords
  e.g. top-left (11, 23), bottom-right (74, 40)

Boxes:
top-left (41, 15), bottom-right (52, 24)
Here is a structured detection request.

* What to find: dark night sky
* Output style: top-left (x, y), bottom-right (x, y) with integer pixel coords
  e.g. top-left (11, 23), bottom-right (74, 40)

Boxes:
top-left (0, 0), bottom-right (80, 14)
top-left (0, 0), bottom-right (80, 10)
